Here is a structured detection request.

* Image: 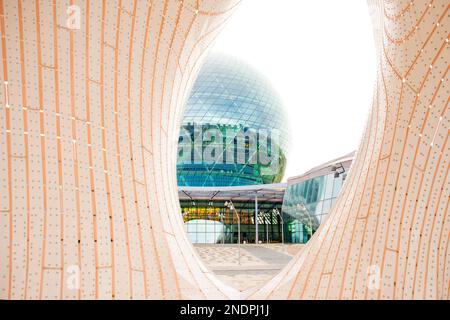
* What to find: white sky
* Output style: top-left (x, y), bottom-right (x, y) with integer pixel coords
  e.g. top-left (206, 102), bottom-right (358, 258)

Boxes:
top-left (211, 0), bottom-right (377, 180)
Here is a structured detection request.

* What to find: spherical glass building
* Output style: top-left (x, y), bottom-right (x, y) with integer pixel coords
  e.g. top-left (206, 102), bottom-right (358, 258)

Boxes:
top-left (177, 53), bottom-right (289, 187)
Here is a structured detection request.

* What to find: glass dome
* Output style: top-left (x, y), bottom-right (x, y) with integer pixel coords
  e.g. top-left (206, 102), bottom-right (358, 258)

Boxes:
top-left (177, 53), bottom-right (289, 187)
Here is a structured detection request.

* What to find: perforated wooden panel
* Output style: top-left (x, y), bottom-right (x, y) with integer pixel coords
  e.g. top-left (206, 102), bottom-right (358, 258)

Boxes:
top-left (0, 0), bottom-right (240, 300)
top-left (250, 0), bottom-right (449, 300)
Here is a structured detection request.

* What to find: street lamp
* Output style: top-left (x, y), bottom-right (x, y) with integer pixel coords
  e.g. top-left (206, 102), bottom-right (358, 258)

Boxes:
top-left (225, 200), bottom-right (240, 265)
top-left (272, 208), bottom-right (284, 244)
top-left (331, 162), bottom-right (346, 178)
top-left (296, 201), bottom-right (314, 241)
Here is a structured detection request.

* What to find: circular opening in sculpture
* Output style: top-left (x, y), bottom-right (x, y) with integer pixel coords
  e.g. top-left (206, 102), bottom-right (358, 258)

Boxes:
top-left (176, 0), bottom-right (377, 293)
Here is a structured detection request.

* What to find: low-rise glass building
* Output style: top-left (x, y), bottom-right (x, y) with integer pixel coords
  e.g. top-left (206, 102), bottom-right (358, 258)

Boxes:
top-left (281, 152), bottom-right (354, 243)
top-left (179, 184), bottom-right (286, 244)
top-left (177, 152), bottom-right (354, 244)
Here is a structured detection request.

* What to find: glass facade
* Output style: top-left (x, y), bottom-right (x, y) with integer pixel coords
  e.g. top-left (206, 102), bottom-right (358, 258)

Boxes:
top-left (181, 200), bottom-right (283, 244)
top-left (177, 53), bottom-right (289, 187)
top-left (281, 171), bottom-right (348, 243)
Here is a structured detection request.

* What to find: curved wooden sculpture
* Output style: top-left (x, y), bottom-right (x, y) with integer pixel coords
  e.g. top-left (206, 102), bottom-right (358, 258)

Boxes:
top-left (0, 0), bottom-right (240, 299)
top-left (251, 0), bottom-right (449, 300)
top-left (0, 0), bottom-right (448, 300)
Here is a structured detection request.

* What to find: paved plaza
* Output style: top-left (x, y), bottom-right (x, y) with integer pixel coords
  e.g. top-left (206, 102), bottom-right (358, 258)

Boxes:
top-left (195, 244), bottom-right (304, 292)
